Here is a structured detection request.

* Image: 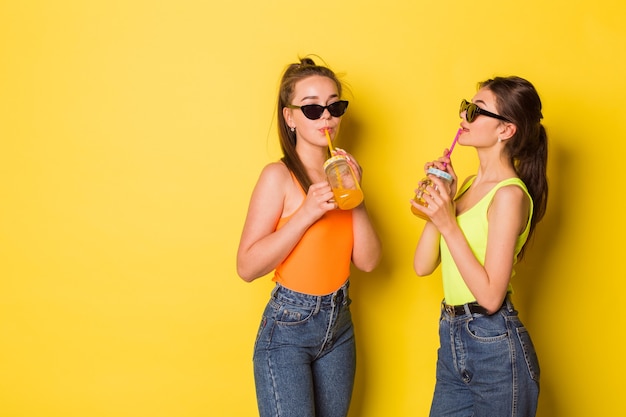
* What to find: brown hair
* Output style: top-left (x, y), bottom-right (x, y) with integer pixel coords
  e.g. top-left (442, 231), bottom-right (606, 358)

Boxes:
top-left (479, 76), bottom-right (548, 257)
top-left (277, 57), bottom-right (343, 191)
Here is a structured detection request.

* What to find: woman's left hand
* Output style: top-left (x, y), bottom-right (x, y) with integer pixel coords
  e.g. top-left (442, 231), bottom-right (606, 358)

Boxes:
top-left (333, 148), bottom-right (363, 183)
top-left (420, 175), bottom-right (457, 233)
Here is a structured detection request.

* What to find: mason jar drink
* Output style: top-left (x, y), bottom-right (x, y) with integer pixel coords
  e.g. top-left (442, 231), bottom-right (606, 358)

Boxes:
top-left (411, 167), bottom-right (453, 220)
top-left (323, 155), bottom-right (364, 210)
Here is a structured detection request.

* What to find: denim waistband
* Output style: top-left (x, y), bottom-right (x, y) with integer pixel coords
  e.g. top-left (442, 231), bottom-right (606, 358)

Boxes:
top-left (441, 295), bottom-right (515, 318)
top-left (271, 281), bottom-right (349, 308)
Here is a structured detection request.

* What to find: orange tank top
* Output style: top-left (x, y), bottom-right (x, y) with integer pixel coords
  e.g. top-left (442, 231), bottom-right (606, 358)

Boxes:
top-left (273, 175), bottom-right (354, 295)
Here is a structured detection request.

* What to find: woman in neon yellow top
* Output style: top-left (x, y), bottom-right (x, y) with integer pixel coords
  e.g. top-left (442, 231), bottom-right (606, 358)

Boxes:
top-left (412, 76), bottom-right (548, 417)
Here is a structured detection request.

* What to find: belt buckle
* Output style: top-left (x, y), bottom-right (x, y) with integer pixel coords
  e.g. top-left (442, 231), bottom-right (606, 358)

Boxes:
top-left (444, 304), bottom-right (455, 317)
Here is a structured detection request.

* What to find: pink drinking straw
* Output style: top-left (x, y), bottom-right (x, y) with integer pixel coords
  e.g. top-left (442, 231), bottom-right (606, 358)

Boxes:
top-left (442, 128), bottom-right (462, 168)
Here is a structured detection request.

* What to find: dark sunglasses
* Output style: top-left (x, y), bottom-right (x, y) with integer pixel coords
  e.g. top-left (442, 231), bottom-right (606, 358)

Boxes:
top-left (287, 100), bottom-right (349, 120)
top-left (460, 99), bottom-right (510, 123)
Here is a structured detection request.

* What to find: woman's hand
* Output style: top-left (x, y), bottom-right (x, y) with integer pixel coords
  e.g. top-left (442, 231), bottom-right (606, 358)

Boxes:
top-left (301, 181), bottom-right (337, 221)
top-left (333, 148), bottom-right (363, 183)
top-left (423, 149), bottom-right (458, 199)
top-left (419, 175), bottom-right (457, 234)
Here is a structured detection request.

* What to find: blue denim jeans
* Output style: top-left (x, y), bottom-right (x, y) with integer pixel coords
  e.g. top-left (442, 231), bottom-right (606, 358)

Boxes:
top-left (429, 298), bottom-right (540, 417)
top-left (253, 282), bottom-right (355, 417)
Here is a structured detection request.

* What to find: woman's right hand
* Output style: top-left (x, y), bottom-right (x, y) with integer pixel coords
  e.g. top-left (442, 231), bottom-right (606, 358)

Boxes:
top-left (301, 181), bottom-right (337, 222)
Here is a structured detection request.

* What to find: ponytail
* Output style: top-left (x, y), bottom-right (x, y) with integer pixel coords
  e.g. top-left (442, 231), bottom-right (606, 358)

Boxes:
top-left (480, 76), bottom-right (549, 258)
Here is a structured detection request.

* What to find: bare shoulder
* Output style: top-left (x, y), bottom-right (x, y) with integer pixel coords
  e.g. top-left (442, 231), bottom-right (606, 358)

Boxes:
top-left (491, 183), bottom-right (531, 231)
top-left (260, 161), bottom-right (290, 181)
top-left (493, 182), bottom-right (528, 203)
top-left (245, 162), bottom-right (290, 225)
top-left (255, 161), bottom-right (291, 190)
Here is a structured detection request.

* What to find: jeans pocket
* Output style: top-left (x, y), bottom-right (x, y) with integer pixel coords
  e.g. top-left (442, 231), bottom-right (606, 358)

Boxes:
top-left (516, 326), bottom-right (540, 382)
top-left (275, 303), bottom-right (315, 326)
top-left (466, 315), bottom-right (508, 341)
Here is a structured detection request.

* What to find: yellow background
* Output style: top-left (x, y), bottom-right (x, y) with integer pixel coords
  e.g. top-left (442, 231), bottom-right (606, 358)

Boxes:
top-left (1, 1), bottom-right (624, 416)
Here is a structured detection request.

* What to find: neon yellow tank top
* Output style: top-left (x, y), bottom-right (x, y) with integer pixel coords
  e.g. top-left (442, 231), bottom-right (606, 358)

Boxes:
top-left (440, 177), bottom-right (533, 305)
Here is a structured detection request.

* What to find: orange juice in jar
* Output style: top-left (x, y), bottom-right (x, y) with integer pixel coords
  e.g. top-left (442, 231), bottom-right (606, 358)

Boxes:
top-left (323, 155), bottom-right (364, 210)
top-left (411, 167), bottom-right (453, 220)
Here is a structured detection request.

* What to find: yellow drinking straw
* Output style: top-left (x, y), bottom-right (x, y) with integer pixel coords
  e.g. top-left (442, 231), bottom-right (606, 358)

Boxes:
top-left (324, 127), bottom-right (342, 185)
top-left (324, 127), bottom-right (334, 152)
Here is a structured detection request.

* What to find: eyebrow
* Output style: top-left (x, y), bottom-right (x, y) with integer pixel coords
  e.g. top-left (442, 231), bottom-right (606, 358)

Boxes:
top-left (298, 93), bottom-right (339, 103)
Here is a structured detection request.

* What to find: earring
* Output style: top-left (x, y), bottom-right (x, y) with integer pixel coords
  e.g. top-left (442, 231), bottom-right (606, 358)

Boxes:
top-left (497, 137), bottom-right (502, 143)
top-left (290, 126), bottom-right (295, 132)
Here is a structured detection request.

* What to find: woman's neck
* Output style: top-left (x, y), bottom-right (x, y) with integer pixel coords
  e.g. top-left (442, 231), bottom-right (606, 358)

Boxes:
top-left (297, 144), bottom-right (328, 180)
top-left (475, 148), bottom-right (516, 183)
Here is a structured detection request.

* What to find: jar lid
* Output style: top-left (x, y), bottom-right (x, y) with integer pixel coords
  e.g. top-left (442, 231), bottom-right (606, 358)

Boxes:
top-left (427, 167), bottom-right (453, 181)
top-left (323, 155), bottom-right (347, 169)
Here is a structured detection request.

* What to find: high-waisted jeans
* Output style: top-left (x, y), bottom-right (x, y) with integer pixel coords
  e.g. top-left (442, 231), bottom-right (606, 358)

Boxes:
top-left (429, 298), bottom-right (540, 417)
top-left (253, 282), bottom-right (355, 417)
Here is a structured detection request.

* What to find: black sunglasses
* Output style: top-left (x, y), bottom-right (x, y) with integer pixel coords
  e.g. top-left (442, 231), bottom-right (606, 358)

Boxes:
top-left (460, 99), bottom-right (510, 123)
top-left (287, 100), bottom-right (349, 120)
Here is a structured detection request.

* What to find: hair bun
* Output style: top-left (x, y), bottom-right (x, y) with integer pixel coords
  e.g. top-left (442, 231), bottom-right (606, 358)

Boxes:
top-left (300, 57), bottom-right (316, 66)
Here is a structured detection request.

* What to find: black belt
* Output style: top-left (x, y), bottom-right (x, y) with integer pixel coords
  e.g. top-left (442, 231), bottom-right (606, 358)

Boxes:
top-left (444, 302), bottom-right (489, 317)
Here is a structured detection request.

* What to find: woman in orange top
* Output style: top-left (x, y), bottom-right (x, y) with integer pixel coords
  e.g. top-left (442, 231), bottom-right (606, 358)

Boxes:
top-left (237, 57), bottom-right (381, 417)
